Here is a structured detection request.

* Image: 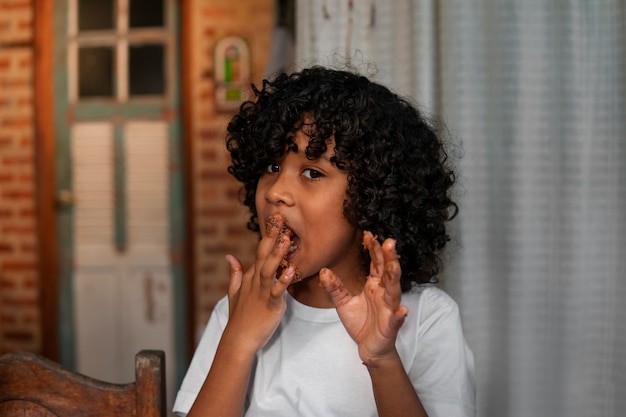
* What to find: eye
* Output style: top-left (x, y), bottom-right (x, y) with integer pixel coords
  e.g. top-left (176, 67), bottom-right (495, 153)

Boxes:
top-left (265, 163), bottom-right (280, 173)
top-left (302, 168), bottom-right (323, 180)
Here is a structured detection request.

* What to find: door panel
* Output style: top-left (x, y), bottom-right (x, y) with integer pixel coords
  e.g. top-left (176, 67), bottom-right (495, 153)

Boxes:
top-left (71, 121), bottom-right (174, 399)
top-left (54, 1), bottom-right (186, 410)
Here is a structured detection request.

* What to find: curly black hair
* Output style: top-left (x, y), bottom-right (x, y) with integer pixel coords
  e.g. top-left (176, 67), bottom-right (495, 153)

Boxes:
top-left (226, 66), bottom-right (457, 290)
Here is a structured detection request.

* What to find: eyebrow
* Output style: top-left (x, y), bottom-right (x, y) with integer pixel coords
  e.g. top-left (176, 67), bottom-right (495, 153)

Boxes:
top-left (303, 149), bottom-right (334, 165)
top-left (288, 141), bottom-right (334, 164)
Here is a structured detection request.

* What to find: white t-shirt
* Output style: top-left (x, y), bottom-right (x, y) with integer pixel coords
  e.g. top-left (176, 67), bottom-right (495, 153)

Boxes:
top-left (173, 284), bottom-right (475, 417)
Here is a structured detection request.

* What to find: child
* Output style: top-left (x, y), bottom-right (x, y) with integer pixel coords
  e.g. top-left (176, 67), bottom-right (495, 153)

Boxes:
top-left (173, 66), bottom-right (475, 417)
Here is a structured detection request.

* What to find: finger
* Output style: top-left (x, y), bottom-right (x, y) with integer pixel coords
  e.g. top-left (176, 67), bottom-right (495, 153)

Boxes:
top-left (255, 228), bottom-right (281, 264)
top-left (319, 268), bottom-right (353, 308)
top-left (381, 238), bottom-right (403, 307)
top-left (269, 264), bottom-right (296, 300)
top-left (363, 231), bottom-right (384, 278)
top-left (259, 233), bottom-right (291, 289)
top-left (265, 214), bottom-right (283, 238)
top-left (254, 214), bottom-right (287, 273)
top-left (389, 305), bottom-right (409, 332)
top-left (226, 254), bottom-right (244, 298)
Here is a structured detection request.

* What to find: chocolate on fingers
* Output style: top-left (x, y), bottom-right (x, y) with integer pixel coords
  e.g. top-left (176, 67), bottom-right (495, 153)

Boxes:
top-left (266, 213), bottom-right (302, 283)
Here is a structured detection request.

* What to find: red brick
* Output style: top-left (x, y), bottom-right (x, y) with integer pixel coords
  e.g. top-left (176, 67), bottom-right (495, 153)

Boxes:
top-left (0, 1), bottom-right (31, 11)
top-left (1, 261), bottom-right (35, 271)
top-left (20, 135), bottom-right (32, 147)
top-left (22, 276), bottom-right (37, 288)
top-left (199, 207), bottom-right (239, 218)
top-left (1, 115), bottom-right (31, 127)
top-left (1, 295), bottom-right (37, 307)
top-left (1, 331), bottom-right (34, 342)
top-left (198, 225), bottom-right (218, 236)
top-left (201, 281), bottom-right (228, 294)
top-left (18, 207), bottom-right (34, 217)
top-left (0, 172), bottom-right (14, 182)
top-left (201, 148), bottom-right (218, 161)
top-left (22, 312), bottom-right (38, 324)
top-left (1, 79), bottom-right (31, 89)
top-left (2, 155), bottom-right (31, 165)
top-left (1, 189), bottom-right (32, 200)
top-left (0, 242), bottom-right (13, 253)
top-left (17, 96), bottom-right (31, 106)
top-left (199, 263), bottom-right (218, 275)
top-left (18, 56), bottom-right (31, 68)
top-left (224, 187), bottom-right (241, 200)
top-left (200, 89), bottom-right (213, 100)
top-left (198, 126), bottom-right (225, 141)
top-left (17, 19), bottom-right (32, 30)
top-left (226, 225), bottom-right (251, 237)
top-left (1, 313), bottom-right (17, 325)
top-left (0, 276), bottom-right (17, 288)
top-left (20, 242), bottom-right (36, 253)
top-left (17, 172), bottom-right (33, 182)
top-left (2, 225), bottom-right (35, 234)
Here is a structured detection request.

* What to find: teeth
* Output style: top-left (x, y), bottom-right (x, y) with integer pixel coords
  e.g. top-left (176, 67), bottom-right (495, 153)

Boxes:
top-left (288, 243), bottom-right (297, 253)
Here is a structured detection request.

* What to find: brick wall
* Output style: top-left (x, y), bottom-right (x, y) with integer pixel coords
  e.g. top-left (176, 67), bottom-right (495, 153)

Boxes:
top-left (0, 0), bottom-right (39, 354)
top-left (191, 0), bottom-right (275, 339)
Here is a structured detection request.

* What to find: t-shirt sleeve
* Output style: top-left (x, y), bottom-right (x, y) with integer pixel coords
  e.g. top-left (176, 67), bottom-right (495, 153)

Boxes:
top-left (404, 287), bottom-right (476, 417)
top-left (172, 297), bottom-right (229, 416)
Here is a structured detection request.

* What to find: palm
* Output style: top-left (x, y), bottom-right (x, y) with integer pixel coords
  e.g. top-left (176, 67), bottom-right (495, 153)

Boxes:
top-left (320, 232), bottom-right (408, 365)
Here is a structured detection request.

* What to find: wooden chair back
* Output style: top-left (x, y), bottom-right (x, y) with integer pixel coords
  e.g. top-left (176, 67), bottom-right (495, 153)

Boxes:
top-left (0, 350), bottom-right (166, 417)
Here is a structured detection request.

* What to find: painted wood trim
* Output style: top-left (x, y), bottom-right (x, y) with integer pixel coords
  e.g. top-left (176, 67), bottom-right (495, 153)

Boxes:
top-left (34, 0), bottom-right (60, 361)
top-left (54, 0), bottom-right (76, 369)
top-left (180, 0), bottom-right (196, 364)
top-left (113, 125), bottom-right (127, 252)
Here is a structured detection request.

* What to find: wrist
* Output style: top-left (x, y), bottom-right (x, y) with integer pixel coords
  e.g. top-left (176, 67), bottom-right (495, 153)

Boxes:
top-left (220, 326), bottom-right (263, 358)
top-left (361, 349), bottom-right (402, 371)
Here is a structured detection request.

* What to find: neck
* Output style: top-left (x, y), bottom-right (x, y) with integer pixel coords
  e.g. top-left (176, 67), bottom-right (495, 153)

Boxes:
top-left (288, 269), bottom-right (366, 308)
top-left (288, 274), bottom-right (333, 308)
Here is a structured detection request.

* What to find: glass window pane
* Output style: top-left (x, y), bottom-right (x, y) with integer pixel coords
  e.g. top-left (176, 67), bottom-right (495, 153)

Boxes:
top-left (129, 0), bottom-right (164, 28)
top-left (129, 44), bottom-right (165, 96)
top-left (78, 0), bottom-right (115, 31)
top-left (78, 46), bottom-right (115, 98)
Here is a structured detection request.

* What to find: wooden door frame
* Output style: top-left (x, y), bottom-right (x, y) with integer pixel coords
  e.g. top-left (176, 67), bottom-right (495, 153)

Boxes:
top-left (34, 0), bottom-right (59, 361)
top-left (178, 0), bottom-right (196, 363)
top-left (180, 0), bottom-right (196, 363)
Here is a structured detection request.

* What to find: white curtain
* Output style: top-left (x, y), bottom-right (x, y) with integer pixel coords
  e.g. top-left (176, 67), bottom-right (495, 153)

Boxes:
top-left (295, 1), bottom-right (626, 416)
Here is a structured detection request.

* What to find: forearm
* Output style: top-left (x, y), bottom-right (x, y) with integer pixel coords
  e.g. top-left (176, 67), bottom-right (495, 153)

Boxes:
top-left (187, 329), bottom-right (257, 417)
top-left (367, 350), bottom-right (428, 417)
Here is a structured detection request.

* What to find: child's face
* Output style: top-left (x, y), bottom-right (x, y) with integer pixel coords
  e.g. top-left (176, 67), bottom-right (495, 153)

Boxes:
top-left (255, 130), bottom-right (364, 283)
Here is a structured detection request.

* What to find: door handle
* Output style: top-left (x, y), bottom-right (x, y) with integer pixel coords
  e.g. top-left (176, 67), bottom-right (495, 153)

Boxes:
top-left (56, 189), bottom-right (76, 207)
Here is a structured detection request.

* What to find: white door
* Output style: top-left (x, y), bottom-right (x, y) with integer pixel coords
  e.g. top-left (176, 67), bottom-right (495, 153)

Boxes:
top-left (54, 0), bottom-right (187, 410)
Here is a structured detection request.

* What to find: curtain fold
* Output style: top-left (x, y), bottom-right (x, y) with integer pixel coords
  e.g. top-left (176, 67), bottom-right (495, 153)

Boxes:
top-left (295, 1), bottom-right (626, 416)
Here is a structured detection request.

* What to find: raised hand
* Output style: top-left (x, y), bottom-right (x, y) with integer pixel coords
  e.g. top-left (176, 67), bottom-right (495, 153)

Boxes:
top-left (319, 231), bottom-right (408, 366)
top-left (223, 215), bottom-right (297, 354)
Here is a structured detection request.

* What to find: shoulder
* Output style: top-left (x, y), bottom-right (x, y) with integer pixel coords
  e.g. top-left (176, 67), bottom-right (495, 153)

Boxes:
top-left (399, 286), bottom-right (476, 415)
top-left (402, 284), bottom-right (459, 316)
top-left (400, 284), bottom-right (464, 340)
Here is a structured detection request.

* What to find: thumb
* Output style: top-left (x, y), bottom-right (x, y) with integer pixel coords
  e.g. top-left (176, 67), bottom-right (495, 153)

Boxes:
top-left (225, 254), bottom-right (244, 297)
top-left (319, 268), bottom-right (352, 308)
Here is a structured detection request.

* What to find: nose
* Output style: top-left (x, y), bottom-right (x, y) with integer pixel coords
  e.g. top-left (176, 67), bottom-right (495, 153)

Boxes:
top-left (264, 171), bottom-right (295, 206)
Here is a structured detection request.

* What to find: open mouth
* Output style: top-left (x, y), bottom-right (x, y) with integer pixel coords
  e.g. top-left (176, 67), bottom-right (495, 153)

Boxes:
top-left (284, 228), bottom-right (299, 261)
top-left (267, 213), bottom-right (302, 282)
